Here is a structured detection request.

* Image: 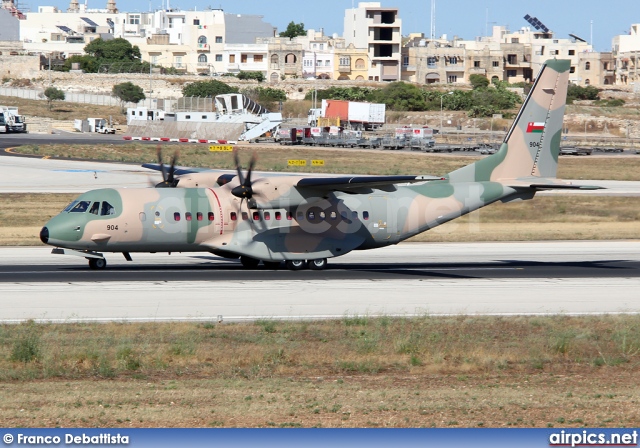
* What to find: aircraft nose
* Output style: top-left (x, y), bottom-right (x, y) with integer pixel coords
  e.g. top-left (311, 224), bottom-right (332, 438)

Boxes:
top-left (40, 226), bottom-right (49, 244)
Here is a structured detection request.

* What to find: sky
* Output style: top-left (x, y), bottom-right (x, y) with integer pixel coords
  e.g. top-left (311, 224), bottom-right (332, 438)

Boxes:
top-left (33, 0), bottom-right (637, 52)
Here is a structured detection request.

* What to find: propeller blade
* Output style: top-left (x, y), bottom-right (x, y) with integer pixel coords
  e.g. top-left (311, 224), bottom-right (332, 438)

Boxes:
top-left (168, 150), bottom-right (179, 184)
top-left (155, 146), bottom-right (179, 188)
top-left (156, 146), bottom-right (167, 183)
top-left (233, 149), bottom-right (245, 186)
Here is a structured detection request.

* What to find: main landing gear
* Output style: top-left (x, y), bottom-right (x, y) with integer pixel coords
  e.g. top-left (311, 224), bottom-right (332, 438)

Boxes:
top-left (239, 257), bottom-right (328, 271)
top-left (88, 257), bottom-right (107, 270)
top-left (285, 258), bottom-right (328, 271)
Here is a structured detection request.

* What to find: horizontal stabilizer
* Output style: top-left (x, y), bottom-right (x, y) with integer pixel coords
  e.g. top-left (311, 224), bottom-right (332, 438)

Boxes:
top-left (529, 184), bottom-right (604, 191)
top-left (507, 177), bottom-right (604, 191)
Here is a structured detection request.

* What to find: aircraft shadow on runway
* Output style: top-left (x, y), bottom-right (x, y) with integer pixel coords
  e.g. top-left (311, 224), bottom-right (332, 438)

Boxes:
top-left (6, 258), bottom-right (636, 283)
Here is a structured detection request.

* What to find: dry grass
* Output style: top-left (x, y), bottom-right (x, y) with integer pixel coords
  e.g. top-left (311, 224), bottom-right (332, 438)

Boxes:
top-left (12, 143), bottom-right (640, 181)
top-left (0, 95), bottom-right (125, 123)
top-left (2, 316), bottom-right (640, 427)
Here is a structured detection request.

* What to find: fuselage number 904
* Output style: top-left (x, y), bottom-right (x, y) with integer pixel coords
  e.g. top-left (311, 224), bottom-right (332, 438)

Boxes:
top-left (529, 142), bottom-right (541, 148)
top-left (107, 225), bottom-right (119, 230)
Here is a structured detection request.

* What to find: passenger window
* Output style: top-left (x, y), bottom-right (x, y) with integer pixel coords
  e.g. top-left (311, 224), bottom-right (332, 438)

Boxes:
top-left (100, 201), bottom-right (115, 216)
top-left (275, 211), bottom-right (281, 220)
top-left (186, 212), bottom-right (192, 221)
top-left (352, 211), bottom-right (358, 219)
top-left (139, 212), bottom-right (146, 222)
top-left (363, 211), bottom-right (369, 220)
top-left (319, 211), bottom-right (326, 219)
top-left (70, 201), bottom-right (90, 213)
top-left (174, 212), bottom-right (181, 221)
top-left (330, 211), bottom-right (337, 220)
top-left (286, 211), bottom-right (292, 220)
top-left (89, 202), bottom-right (100, 215)
top-left (297, 211), bottom-right (304, 221)
top-left (264, 212), bottom-right (270, 220)
top-left (230, 212), bottom-right (237, 221)
top-left (340, 211), bottom-right (348, 220)
top-left (252, 211), bottom-right (260, 221)
top-left (208, 212), bottom-right (215, 221)
top-left (242, 212), bottom-right (249, 221)
top-left (196, 212), bottom-right (203, 221)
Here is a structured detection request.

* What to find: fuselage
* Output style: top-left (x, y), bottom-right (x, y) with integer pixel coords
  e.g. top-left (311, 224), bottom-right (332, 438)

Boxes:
top-left (40, 179), bottom-right (519, 262)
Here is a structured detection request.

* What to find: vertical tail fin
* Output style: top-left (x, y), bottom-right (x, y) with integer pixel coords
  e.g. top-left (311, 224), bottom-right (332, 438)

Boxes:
top-left (448, 59), bottom-right (570, 183)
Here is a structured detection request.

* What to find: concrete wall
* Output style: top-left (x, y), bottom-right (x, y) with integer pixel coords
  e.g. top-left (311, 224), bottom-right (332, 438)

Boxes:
top-left (125, 120), bottom-right (245, 140)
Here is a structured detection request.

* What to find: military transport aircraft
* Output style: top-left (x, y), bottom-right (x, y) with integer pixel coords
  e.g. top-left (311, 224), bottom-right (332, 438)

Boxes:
top-left (40, 59), bottom-right (601, 270)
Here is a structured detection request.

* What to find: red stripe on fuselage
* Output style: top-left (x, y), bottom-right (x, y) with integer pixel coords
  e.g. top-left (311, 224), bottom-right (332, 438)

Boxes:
top-left (208, 188), bottom-right (224, 235)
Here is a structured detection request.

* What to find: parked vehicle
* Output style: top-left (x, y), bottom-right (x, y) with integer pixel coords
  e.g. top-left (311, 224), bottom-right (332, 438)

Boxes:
top-left (560, 146), bottom-right (592, 156)
top-left (308, 100), bottom-right (385, 131)
top-left (0, 106), bottom-right (27, 133)
top-left (74, 118), bottom-right (116, 134)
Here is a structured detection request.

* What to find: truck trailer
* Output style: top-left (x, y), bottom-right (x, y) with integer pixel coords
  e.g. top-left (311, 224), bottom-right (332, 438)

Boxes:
top-left (308, 100), bottom-right (385, 131)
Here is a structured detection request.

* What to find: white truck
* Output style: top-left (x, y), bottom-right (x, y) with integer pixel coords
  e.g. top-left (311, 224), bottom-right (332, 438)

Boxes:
top-left (0, 106), bottom-right (27, 133)
top-left (308, 99), bottom-right (386, 131)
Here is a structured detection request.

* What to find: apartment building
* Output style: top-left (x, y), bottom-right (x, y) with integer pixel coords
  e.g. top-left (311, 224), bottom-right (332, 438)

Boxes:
top-left (344, 1), bottom-right (402, 81)
top-left (402, 25), bottom-right (609, 87)
top-left (20, 5), bottom-right (117, 56)
top-left (612, 24), bottom-right (640, 85)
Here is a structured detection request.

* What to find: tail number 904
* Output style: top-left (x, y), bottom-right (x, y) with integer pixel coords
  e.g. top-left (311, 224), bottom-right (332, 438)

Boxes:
top-left (107, 225), bottom-right (119, 230)
top-left (529, 142), bottom-right (541, 148)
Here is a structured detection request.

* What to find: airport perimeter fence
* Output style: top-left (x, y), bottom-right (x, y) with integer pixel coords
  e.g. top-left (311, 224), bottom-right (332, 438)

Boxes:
top-left (0, 86), bottom-right (141, 109)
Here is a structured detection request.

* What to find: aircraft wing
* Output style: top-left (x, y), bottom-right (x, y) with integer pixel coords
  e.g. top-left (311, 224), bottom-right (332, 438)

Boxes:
top-left (296, 175), bottom-right (444, 191)
top-left (141, 163), bottom-right (213, 176)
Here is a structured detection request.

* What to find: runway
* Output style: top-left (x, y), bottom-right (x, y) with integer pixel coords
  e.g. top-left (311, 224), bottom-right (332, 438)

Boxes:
top-left (1, 241), bottom-right (639, 323)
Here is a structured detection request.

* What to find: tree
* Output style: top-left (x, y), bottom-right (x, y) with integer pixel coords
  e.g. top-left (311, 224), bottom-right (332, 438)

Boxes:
top-left (237, 71), bottom-right (265, 83)
top-left (112, 82), bottom-right (146, 111)
top-left (469, 74), bottom-right (490, 89)
top-left (182, 79), bottom-right (238, 98)
top-left (84, 37), bottom-right (141, 62)
top-left (43, 86), bottom-right (65, 110)
top-left (369, 82), bottom-right (428, 111)
top-left (82, 38), bottom-right (146, 73)
top-left (279, 21), bottom-right (306, 39)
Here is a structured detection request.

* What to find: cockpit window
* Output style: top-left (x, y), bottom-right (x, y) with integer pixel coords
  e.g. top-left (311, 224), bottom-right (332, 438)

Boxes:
top-left (89, 202), bottom-right (100, 215)
top-left (63, 201), bottom-right (78, 212)
top-left (69, 201), bottom-right (91, 213)
top-left (100, 201), bottom-right (115, 216)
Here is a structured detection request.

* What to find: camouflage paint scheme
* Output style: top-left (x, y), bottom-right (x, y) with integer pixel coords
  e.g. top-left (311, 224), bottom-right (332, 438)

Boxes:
top-left (42, 60), bottom-right (593, 267)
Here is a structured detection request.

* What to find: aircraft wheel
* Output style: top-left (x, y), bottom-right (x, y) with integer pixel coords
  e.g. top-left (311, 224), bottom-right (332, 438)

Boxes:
top-left (88, 258), bottom-right (107, 270)
top-left (240, 256), bottom-right (260, 269)
top-left (263, 261), bottom-right (281, 270)
top-left (285, 260), bottom-right (307, 271)
top-left (309, 258), bottom-right (327, 270)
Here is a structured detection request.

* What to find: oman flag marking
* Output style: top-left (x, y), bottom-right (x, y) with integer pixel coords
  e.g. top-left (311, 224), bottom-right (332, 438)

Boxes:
top-left (526, 122), bottom-right (545, 133)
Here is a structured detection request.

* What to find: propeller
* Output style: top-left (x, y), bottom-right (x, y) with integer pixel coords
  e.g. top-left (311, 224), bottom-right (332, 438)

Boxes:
top-left (155, 146), bottom-right (179, 188)
top-left (231, 149), bottom-right (257, 205)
